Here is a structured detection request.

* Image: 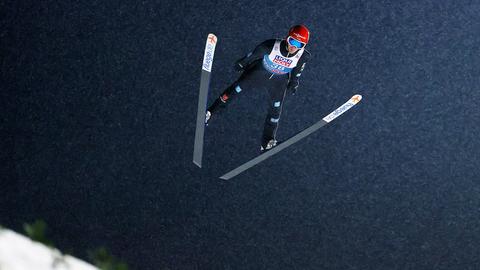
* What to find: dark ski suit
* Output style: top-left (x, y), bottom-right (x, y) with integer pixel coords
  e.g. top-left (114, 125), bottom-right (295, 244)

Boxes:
top-left (207, 39), bottom-right (310, 149)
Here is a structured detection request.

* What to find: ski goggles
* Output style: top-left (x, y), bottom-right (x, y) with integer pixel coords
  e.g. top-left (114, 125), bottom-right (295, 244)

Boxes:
top-left (287, 36), bottom-right (306, 49)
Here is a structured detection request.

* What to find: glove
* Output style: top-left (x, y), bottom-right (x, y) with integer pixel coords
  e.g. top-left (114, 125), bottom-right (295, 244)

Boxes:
top-left (287, 80), bottom-right (299, 95)
top-left (234, 61), bottom-right (245, 72)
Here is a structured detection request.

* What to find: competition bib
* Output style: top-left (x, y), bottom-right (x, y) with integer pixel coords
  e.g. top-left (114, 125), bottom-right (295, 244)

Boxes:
top-left (262, 39), bottom-right (304, 75)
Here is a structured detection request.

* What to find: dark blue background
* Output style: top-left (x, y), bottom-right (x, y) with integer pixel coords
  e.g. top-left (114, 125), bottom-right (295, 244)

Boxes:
top-left (2, 0), bottom-right (480, 269)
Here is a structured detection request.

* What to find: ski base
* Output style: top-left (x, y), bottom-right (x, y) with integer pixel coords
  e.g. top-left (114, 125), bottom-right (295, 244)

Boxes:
top-left (193, 33), bottom-right (217, 168)
top-left (219, 94), bottom-right (362, 180)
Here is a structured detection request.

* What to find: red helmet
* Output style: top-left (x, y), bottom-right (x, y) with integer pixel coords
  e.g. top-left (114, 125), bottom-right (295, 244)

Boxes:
top-left (288, 25), bottom-right (310, 44)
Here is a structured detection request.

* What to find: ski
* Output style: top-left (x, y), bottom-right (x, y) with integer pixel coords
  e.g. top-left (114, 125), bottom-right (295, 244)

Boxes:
top-left (219, 94), bottom-right (363, 180)
top-left (193, 33), bottom-right (218, 168)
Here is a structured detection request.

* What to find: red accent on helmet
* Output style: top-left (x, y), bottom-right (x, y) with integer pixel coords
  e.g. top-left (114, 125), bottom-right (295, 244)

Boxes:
top-left (288, 25), bottom-right (310, 44)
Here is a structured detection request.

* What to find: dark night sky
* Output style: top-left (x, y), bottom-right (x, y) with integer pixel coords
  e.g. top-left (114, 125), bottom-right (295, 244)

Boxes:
top-left (2, 0), bottom-right (480, 269)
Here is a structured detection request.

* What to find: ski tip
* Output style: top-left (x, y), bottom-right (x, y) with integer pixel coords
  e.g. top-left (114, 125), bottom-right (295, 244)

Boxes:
top-left (202, 34), bottom-right (218, 72)
top-left (207, 33), bottom-right (217, 45)
top-left (351, 94), bottom-right (362, 104)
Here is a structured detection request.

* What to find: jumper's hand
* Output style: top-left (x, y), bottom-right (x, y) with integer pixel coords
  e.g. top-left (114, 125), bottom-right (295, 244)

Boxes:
top-left (234, 61), bottom-right (245, 72)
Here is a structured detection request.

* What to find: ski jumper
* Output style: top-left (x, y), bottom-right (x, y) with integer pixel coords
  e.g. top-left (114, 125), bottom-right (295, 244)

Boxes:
top-left (207, 39), bottom-right (311, 149)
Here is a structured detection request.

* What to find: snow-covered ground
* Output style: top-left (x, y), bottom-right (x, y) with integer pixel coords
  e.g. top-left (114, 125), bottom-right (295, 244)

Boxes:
top-left (0, 229), bottom-right (97, 270)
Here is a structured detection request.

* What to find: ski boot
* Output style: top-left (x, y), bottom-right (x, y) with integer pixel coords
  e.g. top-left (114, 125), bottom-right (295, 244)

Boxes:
top-left (205, 110), bottom-right (211, 126)
top-left (260, 139), bottom-right (277, 152)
